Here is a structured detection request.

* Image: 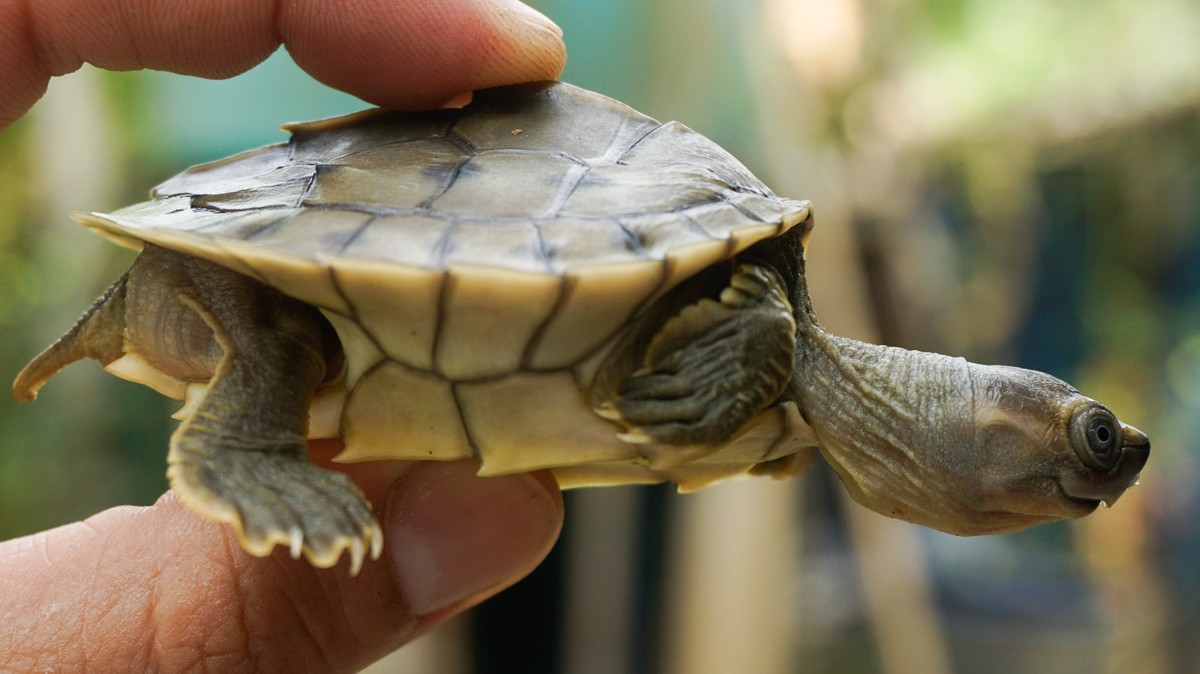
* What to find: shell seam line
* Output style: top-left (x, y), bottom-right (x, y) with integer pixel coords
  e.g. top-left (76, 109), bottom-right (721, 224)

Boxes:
top-left (324, 265), bottom-right (392, 362)
top-left (518, 274), bottom-right (570, 369)
top-left (428, 255), bottom-right (453, 373)
top-left (613, 121), bottom-right (666, 164)
top-left (245, 209), bottom-right (302, 242)
top-left (449, 381), bottom-right (483, 459)
top-left (300, 331), bottom-right (592, 387)
top-left (332, 213), bottom-right (379, 256)
top-left (547, 163), bottom-right (593, 220)
top-left (211, 242), bottom-right (273, 286)
top-left (295, 165), bottom-right (320, 206)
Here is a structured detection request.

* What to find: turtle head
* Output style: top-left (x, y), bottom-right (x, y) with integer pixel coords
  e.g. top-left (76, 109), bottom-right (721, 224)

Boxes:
top-left (962, 364), bottom-right (1149, 531)
top-left (795, 334), bottom-right (1148, 536)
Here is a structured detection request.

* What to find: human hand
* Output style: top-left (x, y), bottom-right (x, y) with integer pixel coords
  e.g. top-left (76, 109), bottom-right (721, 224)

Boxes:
top-left (2, 442), bottom-right (563, 671)
top-left (1, 1), bottom-right (566, 671)
top-left (0, 0), bottom-right (567, 130)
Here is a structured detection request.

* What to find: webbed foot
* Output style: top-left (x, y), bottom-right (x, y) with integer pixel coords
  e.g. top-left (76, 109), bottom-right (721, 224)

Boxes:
top-left (169, 433), bottom-right (382, 575)
top-left (598, 263), bottom-right (797, 446)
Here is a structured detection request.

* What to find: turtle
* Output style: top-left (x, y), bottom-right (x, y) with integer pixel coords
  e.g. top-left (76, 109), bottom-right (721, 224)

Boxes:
top-left (13, 81), bottom-right (1149, 575)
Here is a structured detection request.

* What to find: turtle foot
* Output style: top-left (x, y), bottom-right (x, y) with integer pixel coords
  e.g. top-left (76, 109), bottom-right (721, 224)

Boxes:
top-left (604, 264), bottom-right (797, 446)
top-left (168, 439), bottom-right (383, 575)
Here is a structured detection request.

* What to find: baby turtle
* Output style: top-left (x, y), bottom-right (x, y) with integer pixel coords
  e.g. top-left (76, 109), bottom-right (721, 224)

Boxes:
top-left (14, 82), bottom-right (1149, 574)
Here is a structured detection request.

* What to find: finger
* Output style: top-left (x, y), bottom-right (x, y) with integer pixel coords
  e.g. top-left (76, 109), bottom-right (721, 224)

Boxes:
top-left (0, 0), bottom-right (566, 130)
top-left (0, 453), bottom-right (562, 673)
top-left (283, 0), bottom-right (566, 111)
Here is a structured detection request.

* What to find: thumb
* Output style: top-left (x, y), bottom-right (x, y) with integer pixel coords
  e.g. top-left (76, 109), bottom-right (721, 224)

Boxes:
top-left (0, 455), bottom-right (562, 673)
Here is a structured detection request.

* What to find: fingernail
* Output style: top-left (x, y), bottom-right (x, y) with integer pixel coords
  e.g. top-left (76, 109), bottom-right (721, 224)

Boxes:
top-left (386, 462), bottom-right (561, 616)
top-left (436, 91), bottom-right (474, 109)
top-left (493, 0), bottom-right (564, 37)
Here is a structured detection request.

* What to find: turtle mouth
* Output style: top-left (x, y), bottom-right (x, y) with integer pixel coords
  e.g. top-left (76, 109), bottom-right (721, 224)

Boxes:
top-left (1055, 483), bottom-right (1103, 516)
top-left (1055, 435), bottom-right (1148, 515)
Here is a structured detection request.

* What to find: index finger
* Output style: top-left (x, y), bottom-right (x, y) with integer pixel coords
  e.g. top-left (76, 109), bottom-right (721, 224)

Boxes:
top-left (0, 0), bottom-right (566, 130)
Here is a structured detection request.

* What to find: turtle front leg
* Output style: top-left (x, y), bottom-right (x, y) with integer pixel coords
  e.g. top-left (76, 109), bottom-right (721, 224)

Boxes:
top-left (126, 247), bottom-right (380, 574)
top-left (595, 263), bottom-right (797, 446)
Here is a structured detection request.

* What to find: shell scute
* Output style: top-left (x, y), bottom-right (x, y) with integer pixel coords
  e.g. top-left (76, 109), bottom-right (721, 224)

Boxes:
top-left (151, 144), bottom-right (294, 198)
top-left (457, 371), bottom-right (640, 474)
top-left (434, 265), bottom-right (562, 379)
top-left (728, 193), bottom-right (810, 229)
top-left (618, 211), bottom-right (719, 259)
top-left (619, 121), bottom-right (769, 196)
top-left (338, 213), bottom-right (451, 268)
top-left (431, 152), bottom-right (586, 220)
top-left (303, 139), bottom-right (465, 210)
top-left (247, 209), bottom-right (372, 257)
top-left (190, 178), bottom-right (311, 212)
top-left (216, 237), bottom-right (353, 315)
top-left (336, 361), bottom-right (473, 462)
top-left (684, 201), bottom-right (764, 239)
top-left (538, 218), bottom-right (647, 272)
top-left (444, 222), bottom-right (547, 274)
top-left (327, 258), bottom-right (442, 370)
top-left (195, 209), bottom-right (302, 241)
top-left (451, 82), bottom-right (660, 164)
top-left (526, 260), bottom-right (665, 369)
top-left (286, 108), bottom-right (459, 162)
top-left (559, 162), bottom-right (728, 219)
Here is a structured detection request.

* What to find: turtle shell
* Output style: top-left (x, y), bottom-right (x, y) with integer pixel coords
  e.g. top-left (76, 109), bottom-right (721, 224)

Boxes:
top-left (79, 81), bottom-right (816, 489)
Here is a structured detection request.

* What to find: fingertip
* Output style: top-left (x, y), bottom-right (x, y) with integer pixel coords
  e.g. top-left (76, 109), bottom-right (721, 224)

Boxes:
top-left (282, 0), bottom-right (566, 111)
top-left (384, 462), bottom-right (563, 620)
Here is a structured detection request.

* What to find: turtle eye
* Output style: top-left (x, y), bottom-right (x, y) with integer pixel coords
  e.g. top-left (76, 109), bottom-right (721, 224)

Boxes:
top-left (1071, 406), bottom-right (1120, 472)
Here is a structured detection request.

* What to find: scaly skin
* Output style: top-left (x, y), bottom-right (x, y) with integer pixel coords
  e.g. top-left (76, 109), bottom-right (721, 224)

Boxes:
top-left (787, 264), bottom-right (1149, 534)
top-left (15, 246), bottom-right (382, 573)
top-left (608, 248), bottom-right (1149, 534)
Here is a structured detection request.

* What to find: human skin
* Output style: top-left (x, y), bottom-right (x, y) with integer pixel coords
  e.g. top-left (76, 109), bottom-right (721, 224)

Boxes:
top-left (0, 1), bottom-right (567, 671)
top-left (0, 0), bottom-right (566, 129)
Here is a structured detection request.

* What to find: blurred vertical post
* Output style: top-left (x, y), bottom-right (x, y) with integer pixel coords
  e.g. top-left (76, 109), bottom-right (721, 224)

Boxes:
top-left (747, 1), bottom-right (954, 672)
top-left (642, 1), bottom-right (807, 672)
top-left (661, 478), bottom-right (801, 674)
top-left (29, 66), bottom-right (119, 304)
top-left (562, 488), bottom-right (641, 674)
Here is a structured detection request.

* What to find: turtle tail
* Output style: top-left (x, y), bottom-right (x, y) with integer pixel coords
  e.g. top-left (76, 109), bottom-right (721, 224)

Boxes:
top-left (13, 273), bottom-right (129, 403)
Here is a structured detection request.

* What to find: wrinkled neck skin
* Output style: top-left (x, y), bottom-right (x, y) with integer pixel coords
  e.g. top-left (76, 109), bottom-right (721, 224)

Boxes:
top-left (780, 255), bottom-right (1148, 534)
top-left (787, 276), bottom-right (1111, 535)
top-left (791, 326), bottom-right (997, 532)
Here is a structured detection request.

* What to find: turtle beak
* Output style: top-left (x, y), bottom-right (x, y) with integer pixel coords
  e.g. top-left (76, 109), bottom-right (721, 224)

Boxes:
top-left (1061, 423), bottom-right (1150, 508)
top-left (1117, 423), bottom-right (1151, 482)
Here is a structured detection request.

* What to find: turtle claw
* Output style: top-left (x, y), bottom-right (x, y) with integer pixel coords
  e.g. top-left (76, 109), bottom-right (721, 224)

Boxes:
top-left (349, 538), bottom-right (366, 577)
top-left (289, 526), bottom-right (304, 559)
top-left (593, 401), bottom-right (623, 421)
top-left (371, 521), bottom-right (385, 561)
top-left (296, 520), bottom-right (384, 577)
top-left (168, 435), bottom-right (383, 575)
top-left (618, 429), bottom-right (655, 444)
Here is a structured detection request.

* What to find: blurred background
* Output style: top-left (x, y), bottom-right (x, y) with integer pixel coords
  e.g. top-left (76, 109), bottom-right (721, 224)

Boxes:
top-left (1, 0), bottom-right (1197, 672)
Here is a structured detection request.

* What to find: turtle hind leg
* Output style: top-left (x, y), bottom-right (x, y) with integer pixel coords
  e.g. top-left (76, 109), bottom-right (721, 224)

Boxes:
top-left (164, 299), bottom-right (382, 575)
top-left (168, 409), bottom-right (382, 575)
top-left (128, 248), bottom-right (380, 574)
top-left (598, 263), bottom-right (797, 446)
